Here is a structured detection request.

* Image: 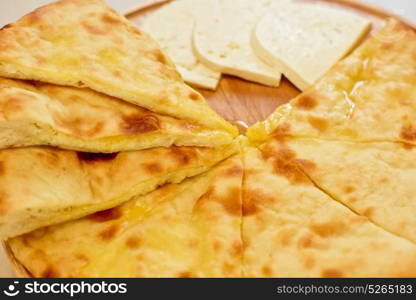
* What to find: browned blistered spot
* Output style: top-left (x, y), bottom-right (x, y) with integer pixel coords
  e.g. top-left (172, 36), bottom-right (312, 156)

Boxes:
top-left (42, 266), bottom-right (59, 278)
top-left (125, 236), bottom-right (141, 249)
top-left (310, 221), bottom-right (347, 238)
top-left (223, 262), bottom-right (237, 275)
top-left (196, 187), bottom-right (241, 216)
top-left (34, 151), bottom-right (60, 167)
top-left (403, 143), bottom-right (416, 150)
top-left (276, 228), bottom-right (295, 246)
top-left (223, 166), bottom-right (243, 177)
top-left (243, 189), bottom-right (274, 216)
top-left (381, 42), bottom-right (394, 50)
top-left (177, 271), bottom-right (193, 278)
top-left (121, 114), bottom-right (160, 134)
top-left (271, 123), bottom-right (291, 137)
top-left (272, 157), bottom-right (310, 185)
top-left (77, 152), bottom-right (118, 162)
top-left (143, 162), bottom-right (163, 174)
top-left (101, 13), bottom-right (122, 25)
top-left (262, 143), bottom-right (313, 185)
top-left (189, 92), bottom-right (200, 101)
top-left (401, 125), bottom-right (416, 141)
top-left (26, 8), bottom-right (46, 25)
top-left (58, 118), bottom-right (104, 138)
top-left (89, 207), bottom-right (122, 222)
top-left (347, 197), bottom-right (358, 203)
top-left (153, 50), bottom-right (167, 64)
top-left (298, 234), bottom-right (314, 248)
top-left (0, 23), bottom-right (13, 30)
top-left (363, 207), bottom-right (375, 218)
top-left (321, 269), bottom-right (344, 278)
top-left (218, 187), bottom-right (241, 217)
top-left (74, 253), bottom-right (89, 264)
top-left (99, 224), bottom-right (120, 240)
top-left (231, 240), bottom-right (243, 256)
top-left (82, 21), bottom-right (107, 35)
top-left (308, 116), bottom-right (329, 132)
top-left (262, 145), bottom-right (296, 161)
top-left (0, 161), bottom-right (4, 176)
top-left (343, 185), bottom-right (355, 194)
top-left (112, 70), bottom-right (122, 78)
top-left (169, 146), bottom-right (196, 165)
top-left (298, 233), bottom-right (325, 249)
top-left (294, 159), bottom-right (316, 172)
top-left (262, 266), bottom-right (272, 276)
top-left (379, 177), bottom-right (389, 184)
top-left (295, 93), bottom-right (318, 110)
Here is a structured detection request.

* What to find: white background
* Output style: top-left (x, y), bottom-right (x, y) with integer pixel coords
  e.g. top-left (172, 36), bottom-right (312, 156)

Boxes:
top-left (0, 0), bottom-right (415, 277)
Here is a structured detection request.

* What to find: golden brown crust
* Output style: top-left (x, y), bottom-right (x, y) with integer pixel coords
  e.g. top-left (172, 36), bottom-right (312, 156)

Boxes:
top-left (242, 145), bottom-right (416, 277)
top-left (0, 77), bottom-right (234, 151)
top-left (8, 155), bottom-right (243, 277)
top-left (0, 141), bottom-right (238, 239)
top-left (0, 0), bottom-right (236, 134)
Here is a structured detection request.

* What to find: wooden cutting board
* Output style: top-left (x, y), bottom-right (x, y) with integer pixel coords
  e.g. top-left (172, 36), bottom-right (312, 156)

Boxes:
top-left (3, 0), bottom-right (415, 278)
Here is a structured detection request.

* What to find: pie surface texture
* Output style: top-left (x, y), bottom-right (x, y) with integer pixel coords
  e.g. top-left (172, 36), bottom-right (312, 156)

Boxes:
top-left (3, 1), bottom-right (416, 278)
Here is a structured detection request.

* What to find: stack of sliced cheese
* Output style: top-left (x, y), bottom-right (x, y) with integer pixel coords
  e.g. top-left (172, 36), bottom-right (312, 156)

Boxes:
top-left (142, 0), bottom-right (370, 90)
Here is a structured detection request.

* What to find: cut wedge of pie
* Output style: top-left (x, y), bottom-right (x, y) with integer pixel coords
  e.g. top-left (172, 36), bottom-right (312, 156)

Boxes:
top-left (242, 144), bottom-right (416, 277)
top-left (0, 141), bottom-right (238, 239)
top-left (258, 136), bottom-right (416, 243)
top-left (0, 77), bottom-right (233, 152)
top-left (8, 154), bottom-right (243, 277)
top-left (0, 0), bottom-right (236, 135)
top-left (248, 19), bottom-right (416, 145)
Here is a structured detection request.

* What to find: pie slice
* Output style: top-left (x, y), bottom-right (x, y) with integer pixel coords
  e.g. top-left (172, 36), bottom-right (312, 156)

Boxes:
top-left (248, 19), bottom-right (416, 145)
top-left (242, 144), bottom-right (416, 277)
top-left (0, 141), bottom-right (238, 238)
top-left (0, 78), bottom-right (233, 152)
top-left (0, 0), bottom-right (236, 134)
top-left (258, 136), bottom-right (416, 243)
top-left (193, 0), bottom-right (281, 86)
top-left (8, 154), bottom-right (243, 277)
top-left (141, 0), bottom-right (221, 90)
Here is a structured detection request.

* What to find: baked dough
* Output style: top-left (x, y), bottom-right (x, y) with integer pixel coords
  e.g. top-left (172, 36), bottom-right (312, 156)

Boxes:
top-left (0, 78), bottom-right (233, 152)
top-left (9, 155), bottom-right (243, 277)
top-left (0, 0), bottom-right (236, 134)
top-left (0, 141), bottom-right (238, 238)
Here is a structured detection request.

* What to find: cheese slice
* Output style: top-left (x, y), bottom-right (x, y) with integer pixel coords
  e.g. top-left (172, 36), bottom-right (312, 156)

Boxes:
top-left (193, 0), bottom-right (281, 86)
top-left (9, 154), bottom-right (243, 277)
top-left (258, 136), bottom-right (416, 244)
top-left (253, 1), bottom-right (371, 90)
top-left (248, 19), bottom-right (416, 146)
top-left (0, 0), bottom-right (236, 134)
top-left (242, 144), bottom-right (416, 277)
top-left (0, 141), bottom-right (238, 239)
top-left (0, 78), bottom-right (233, 152)
top-left (141, 0), bottom-right (221, 90)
